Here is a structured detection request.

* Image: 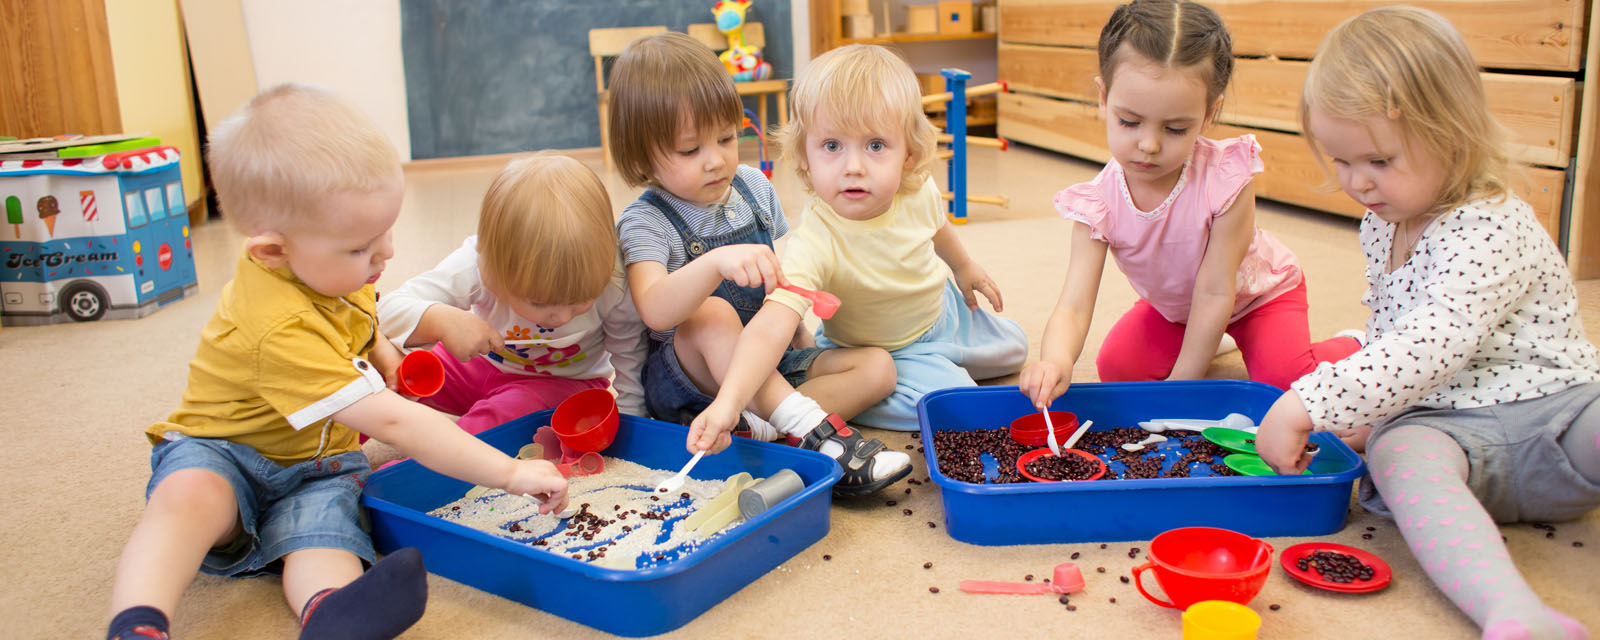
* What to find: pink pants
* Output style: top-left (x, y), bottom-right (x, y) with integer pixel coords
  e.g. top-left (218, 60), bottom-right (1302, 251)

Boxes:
top-left (1096, 279), bottom-right (1359, 390)
top-left (418, 343), bottom-right (610, 435)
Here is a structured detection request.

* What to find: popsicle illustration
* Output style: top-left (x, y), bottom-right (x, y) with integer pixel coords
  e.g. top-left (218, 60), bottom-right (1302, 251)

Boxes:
top-left (37, 195), bottom-right (59, 236)
top-left (5, 196), bottom-right (20, 238)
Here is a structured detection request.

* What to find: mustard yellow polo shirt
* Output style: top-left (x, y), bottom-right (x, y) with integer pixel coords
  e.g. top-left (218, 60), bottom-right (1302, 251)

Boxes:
top-left (146, 251), bottom-right (384, 465)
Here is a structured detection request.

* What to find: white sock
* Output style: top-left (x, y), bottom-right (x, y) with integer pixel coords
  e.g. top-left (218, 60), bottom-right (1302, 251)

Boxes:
top-left (773, 392), bottom-right (911, 481)
top-left (740, 411), bottom-right (780, 441)
top-left (769, 392), bottom-right (829, 437)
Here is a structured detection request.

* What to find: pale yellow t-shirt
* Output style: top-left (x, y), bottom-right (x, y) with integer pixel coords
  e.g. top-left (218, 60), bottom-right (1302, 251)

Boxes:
top-left (145, 251), bottom-right (384, 465)
top-left (767, 177), bottom-right (949, 351)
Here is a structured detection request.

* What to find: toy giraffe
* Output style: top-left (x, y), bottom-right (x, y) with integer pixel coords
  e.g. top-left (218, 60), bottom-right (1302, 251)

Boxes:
top-left (713, 0), bottom-right (772, 82)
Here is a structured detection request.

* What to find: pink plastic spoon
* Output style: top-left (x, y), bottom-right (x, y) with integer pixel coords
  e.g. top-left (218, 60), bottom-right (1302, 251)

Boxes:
top-left (960, 563), bottom-right (1086, 595)
top-left (777, 283), bottom-right (841, 319)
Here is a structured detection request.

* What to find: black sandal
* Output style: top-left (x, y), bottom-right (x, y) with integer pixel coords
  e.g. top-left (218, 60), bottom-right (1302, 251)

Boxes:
top-left (798, 415), bottom-right (911, 497)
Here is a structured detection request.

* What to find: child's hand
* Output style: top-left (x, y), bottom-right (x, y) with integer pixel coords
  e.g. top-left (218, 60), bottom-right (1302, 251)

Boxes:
top-left (706, 244), bottom-right (784, 293)
top-left (953, 262), bottom-right (1004, 312)
top-left (1018, 360), bottom-right (1069, 410)
top-left (434, 306), bottom-right (504, 361)
top-left (504, 459), bottom-right (569, 515)
top-left (687, 398), bottom-right (739, 454)
top-left (369, 333), bottom-right (405, 391)
top-left (1255, 391), bottom-right (1317, 475)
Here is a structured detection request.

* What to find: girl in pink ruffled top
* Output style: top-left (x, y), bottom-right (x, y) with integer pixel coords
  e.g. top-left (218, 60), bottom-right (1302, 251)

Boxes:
top-left (1019, 0), bottom-right (1359, 410)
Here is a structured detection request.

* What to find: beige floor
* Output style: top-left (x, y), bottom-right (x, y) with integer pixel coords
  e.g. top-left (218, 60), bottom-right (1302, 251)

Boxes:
top-left (3, 144), bottom-right (1597, 639)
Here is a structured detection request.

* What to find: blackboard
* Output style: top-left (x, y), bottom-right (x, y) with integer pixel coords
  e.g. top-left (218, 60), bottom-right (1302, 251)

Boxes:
top-left (401, 0), bottom-right (793, 159)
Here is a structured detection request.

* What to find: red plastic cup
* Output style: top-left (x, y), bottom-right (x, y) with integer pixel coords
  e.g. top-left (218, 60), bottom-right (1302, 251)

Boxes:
top-left (1009, 411), bottom-right (1079, 447)
top-left (1132, 527), bottom-right (1274, 609)
top-left (1016, 448), bottom-right (1107, 482)
top-left (395, 350), bottom-right (445, 397)
top-left (551, 388), bottom-right (620, 453)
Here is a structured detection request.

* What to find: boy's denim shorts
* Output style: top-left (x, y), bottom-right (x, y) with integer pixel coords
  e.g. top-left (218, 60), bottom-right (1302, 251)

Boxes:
top-left (147, 437), bottom-right (375, 577)
top-left (642, 337), bottom-right (825, 425)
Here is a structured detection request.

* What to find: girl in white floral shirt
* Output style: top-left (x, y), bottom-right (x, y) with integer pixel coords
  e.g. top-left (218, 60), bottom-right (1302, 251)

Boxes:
top-left (1255, 8), bottom-right (1600, 640)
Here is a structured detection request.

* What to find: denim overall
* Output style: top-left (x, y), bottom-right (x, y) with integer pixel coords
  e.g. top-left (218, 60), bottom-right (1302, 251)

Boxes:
top-left (639, 175), bottom-right (823, 424)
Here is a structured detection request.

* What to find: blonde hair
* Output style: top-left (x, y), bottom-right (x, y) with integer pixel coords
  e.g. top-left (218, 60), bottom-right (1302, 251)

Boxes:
top-left (778, 44), bottom-right (937, 195)
top-left (606, 32), bottom-right (743, 188)
top-left (1301, 6), bottom-right (1518, 210)
top-left (477, 153), bottom-right (617, 305)
top-left (207, 83), bottom-right (400, 234)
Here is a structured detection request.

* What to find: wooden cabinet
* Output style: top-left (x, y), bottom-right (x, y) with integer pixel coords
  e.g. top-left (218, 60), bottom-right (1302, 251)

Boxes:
top-left (0, 0), bottom-right (207, 225)
top-left (996, 0), bottom-right (1600, 274)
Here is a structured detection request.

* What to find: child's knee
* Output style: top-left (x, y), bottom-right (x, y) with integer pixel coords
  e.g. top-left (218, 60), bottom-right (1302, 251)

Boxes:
top-left (676, 298), bottom-right (742, 347)
top-left (858, 348), bottom-right (898, 399)
top-left (1095, 346), bottom-right (1165, 382)
top-left (149, 469), bottom-right (238, 520)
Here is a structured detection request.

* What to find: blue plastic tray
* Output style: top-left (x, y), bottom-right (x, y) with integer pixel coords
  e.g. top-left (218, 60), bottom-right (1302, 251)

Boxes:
top-left (918, 381), bottom-right (1365, 545)
top-left (361, 410), bottom-right (842, 637)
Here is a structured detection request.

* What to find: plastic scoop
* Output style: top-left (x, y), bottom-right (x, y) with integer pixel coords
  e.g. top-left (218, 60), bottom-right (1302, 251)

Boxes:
top-left (1122, 433), bottom-right (1168, 452)
top-left (1062, 419), bottom-right (1093, 450)
top-left (655, 450), bottom-right (706, 493)
top-left (777, 283), bottom-right (841, 319)
top-left (556, 451), bottom-right (604, 477)
top-left (960, 563), bottom-right (1086, 595)
top-left (1141, 413), bottom-right (1256, 433)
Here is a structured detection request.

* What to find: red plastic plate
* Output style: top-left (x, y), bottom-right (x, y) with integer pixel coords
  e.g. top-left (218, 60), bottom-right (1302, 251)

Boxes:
top-left (1280, 542), bottom-right (1392, 593)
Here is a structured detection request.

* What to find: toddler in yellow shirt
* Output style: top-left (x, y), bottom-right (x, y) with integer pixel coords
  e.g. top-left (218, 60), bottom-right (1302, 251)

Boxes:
top-left (690, 45), bottom-right (1027, 446)
top-left (105, 84), bottom-right (569, 640)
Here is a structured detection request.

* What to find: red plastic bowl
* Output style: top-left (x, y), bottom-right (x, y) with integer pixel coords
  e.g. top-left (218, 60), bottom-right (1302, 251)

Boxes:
top-left (1009, 411), bottom-right (1079, 447)
top-left (1016, 448), bottom-right (1107, 482)
top-left (550, 388), bottom-right (620, 453)
top-left (1132, 527), bottom-right (1274, 609)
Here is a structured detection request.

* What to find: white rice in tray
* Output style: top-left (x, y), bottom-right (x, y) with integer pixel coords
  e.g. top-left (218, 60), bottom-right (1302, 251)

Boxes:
top-left (429, 457), bottom-right (733, 569)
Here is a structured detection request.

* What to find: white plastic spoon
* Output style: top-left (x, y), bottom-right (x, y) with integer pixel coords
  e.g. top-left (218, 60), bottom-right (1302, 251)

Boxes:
top-left (656, 450), bottom-right (706, 493)
top-left (1121, 433), bottom-right (1168, 452)
top-left (1062, 420), bottom-right (1093, 450)
top-left (1042, 409), bottom-right (1062, 457)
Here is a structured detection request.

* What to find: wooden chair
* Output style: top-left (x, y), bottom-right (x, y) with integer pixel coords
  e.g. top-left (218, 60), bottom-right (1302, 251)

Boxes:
top-left (686, 22), bottom-right (789, 137)
top-left (589, 25), bottom-right (668, 171)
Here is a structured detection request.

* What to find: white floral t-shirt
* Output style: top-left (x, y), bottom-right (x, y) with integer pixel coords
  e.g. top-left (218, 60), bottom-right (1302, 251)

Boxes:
top-left (1292, 196), bottom-right (1600, 432)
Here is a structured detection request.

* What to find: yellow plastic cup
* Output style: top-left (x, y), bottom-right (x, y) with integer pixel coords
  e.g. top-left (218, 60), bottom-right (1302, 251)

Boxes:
top-left (1182, 600), bottom-right (1262, 640)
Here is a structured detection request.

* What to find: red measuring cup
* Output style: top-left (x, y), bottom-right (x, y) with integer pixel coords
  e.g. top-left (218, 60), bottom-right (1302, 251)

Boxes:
top-left (395, 350), bottom-right (445, 397)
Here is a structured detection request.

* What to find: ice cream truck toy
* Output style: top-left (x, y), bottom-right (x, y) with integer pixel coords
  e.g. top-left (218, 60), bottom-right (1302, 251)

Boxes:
top-left (0, 145), bottom-right (198, 325)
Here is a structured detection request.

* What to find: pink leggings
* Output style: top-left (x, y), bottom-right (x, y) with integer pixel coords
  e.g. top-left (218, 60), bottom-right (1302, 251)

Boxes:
top-left (1096, 279), bottom-right (1358, 390)
top-left (418, 343), bottom-right (610, 435)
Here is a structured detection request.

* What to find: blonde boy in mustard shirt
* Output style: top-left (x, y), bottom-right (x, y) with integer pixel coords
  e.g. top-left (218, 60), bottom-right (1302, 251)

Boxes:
top-left (105, 84), bottom-right (570, 640)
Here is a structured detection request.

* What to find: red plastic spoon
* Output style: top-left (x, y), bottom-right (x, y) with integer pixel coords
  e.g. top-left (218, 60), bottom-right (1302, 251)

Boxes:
top-left (777, 283), bottom-right (841, 319)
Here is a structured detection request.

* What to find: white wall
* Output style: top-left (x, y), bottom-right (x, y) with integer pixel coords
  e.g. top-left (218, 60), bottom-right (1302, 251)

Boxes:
top-left (240, 0), bottom-right (412, 160)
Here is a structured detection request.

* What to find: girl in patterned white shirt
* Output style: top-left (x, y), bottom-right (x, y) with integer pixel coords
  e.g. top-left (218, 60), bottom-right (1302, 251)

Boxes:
top-left (1256, 8), bottom-right (1600, 639)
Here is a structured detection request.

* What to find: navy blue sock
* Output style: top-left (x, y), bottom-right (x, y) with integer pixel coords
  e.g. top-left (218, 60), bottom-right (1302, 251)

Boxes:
top-left (106, 605), bottom-right (169, 640)
top-left (298, 547), bottom-right (427, 640)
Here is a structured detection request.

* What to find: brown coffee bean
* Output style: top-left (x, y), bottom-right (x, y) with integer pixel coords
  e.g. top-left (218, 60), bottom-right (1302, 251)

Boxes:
top-left (1058, 595), bottom-right (1070, 605)
top-left (823, 554), bottom-right (832, 561)
top-left (1070, 551), bottom-right (1080, 560)
top-left (1109, 597), bottom-right (1117, 603)
top-left (904, 508), bottom-right (914, 516)
top-left (1066, 605), bottom-right (1077, 611)
top-left (927, 522), bottom-right (937, 528)
top-left (1096, 566), bottom-right (1105, 573)
top-left (1270, 604), bottom-right (1281, 611)
top-left (1120, 576), bottom-right (1130, 584)
top-left (1365, 526), bottom-right (1375, 531)
top-left (1546, 532), bottom-right (1556, 539)
top-left (1575, 541), bottom-right (1585, 548)
top-left (923, 562), bottom-right (933, 569)
top-left (1100, 544), bottom-right (1107, 549)
top-left (929, 586), bottom-right (940, 594)
top-left (1362, 533), bottom-right (1373, 539)
top-left (887, 500), bottom-right (898, 506)
top-left (1024, 574), bottom-right (1034, 581)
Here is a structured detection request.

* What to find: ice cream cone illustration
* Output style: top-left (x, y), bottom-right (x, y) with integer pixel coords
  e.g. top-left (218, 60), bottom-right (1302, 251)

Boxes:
top-left (38, 195), bottom-right (59, 237)
top-left (5, 196), bottom-right (20, 239)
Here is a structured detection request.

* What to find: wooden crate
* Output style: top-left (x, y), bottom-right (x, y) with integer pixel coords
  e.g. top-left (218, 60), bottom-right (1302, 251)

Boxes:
top-left (998, 91), bottom-right (1567, 240)
top-left (996, 0), bottom-right (1594, 259)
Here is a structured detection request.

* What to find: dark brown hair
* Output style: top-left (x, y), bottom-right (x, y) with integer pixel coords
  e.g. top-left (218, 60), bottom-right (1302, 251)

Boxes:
top-left (1097, 0), bottom-right (1234, 117)
top-left (606, 32), bottom-right (743, 187)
